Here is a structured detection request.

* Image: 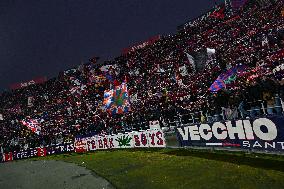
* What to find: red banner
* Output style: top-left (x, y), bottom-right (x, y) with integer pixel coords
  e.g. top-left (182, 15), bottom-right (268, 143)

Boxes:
top-left (10, 77), bottom-right (47, 90)
top-left (122, 35), bottom-right (161, 55)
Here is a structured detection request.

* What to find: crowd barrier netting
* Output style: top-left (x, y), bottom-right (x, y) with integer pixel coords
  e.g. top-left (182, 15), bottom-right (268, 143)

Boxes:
top-left (1, 129), bottom-right (166, 163)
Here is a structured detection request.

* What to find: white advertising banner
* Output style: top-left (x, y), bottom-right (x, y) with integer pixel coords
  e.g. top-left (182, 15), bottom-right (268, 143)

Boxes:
top-left (74, 129), bottom-right (166, 152)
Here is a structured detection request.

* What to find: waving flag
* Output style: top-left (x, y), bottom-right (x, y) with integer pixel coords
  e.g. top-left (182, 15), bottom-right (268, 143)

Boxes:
top-left (209, 65), bottom-right (246, 92)
top-left (103, 90), bottom-right (114, 108)
top-left (21, 119), bottom-right (41, 135)
top-left (219, 65), bottom-right (246, 83)
top-left (209, 79), bottom-right (226, 92)
top-left (103, 82), bottom-right (131, 115)
top-left (186, 53), bottom-right (196, 72)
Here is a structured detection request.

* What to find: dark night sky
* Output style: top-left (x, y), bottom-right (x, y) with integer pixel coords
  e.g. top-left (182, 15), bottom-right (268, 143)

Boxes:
top-left (0, 0), bottom-right (224, 90)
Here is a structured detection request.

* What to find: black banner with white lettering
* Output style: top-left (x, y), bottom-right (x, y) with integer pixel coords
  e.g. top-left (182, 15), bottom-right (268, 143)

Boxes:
top-left (176, 116), bottom-right (284, 152)
top-left (45, 142), bottom-right (74, 155)
top-left (1, 142), bottom-right (74, 162)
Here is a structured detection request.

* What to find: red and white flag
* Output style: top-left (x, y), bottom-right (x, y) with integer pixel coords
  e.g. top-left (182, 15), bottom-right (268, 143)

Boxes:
top-left (21, 119), bottom-right (41, 135)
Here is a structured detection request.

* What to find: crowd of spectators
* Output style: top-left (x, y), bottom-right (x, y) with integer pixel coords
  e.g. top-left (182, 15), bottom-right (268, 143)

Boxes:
top-left (0, 0), bottom-right (284, 153)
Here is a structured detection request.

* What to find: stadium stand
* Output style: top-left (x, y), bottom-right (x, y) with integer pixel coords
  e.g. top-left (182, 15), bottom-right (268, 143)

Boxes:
top-left (0, 0), bottom-right (283, 153)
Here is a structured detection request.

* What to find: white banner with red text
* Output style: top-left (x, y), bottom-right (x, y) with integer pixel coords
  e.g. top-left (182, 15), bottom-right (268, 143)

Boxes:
top-left (74, 129), bottom-right (166, 152)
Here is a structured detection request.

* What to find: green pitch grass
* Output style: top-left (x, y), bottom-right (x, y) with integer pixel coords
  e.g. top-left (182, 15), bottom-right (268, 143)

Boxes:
top-left (41, 149), bottom-right (284, 189)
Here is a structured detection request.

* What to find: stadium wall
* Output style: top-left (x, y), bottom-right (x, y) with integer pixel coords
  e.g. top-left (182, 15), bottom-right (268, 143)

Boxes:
top-left (2, 116), bottom-right (284, 163)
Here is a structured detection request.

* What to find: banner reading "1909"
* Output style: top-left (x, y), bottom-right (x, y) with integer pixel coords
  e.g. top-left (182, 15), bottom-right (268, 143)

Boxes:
top-left (176, 116), bottom-right (284, 152)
